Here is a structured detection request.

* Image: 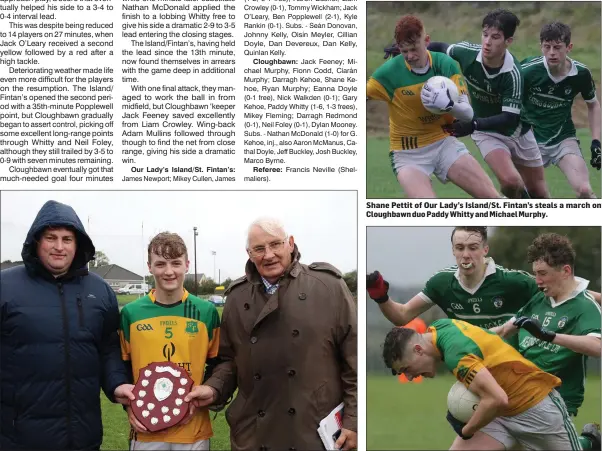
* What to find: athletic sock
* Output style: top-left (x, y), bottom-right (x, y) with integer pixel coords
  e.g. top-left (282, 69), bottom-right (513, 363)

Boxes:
top-left (579, 435), bottom-right (593, 450)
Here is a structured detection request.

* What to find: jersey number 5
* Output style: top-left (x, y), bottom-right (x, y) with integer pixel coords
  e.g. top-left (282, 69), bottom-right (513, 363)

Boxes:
top-left (165, 327), bottom-right (173, 339)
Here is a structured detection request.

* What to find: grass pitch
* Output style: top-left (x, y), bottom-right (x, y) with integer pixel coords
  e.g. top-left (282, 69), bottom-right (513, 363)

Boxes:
top-left (367, 129), bottom-right (602, 198)
top-left (367, 373), bottom-right (601, 450)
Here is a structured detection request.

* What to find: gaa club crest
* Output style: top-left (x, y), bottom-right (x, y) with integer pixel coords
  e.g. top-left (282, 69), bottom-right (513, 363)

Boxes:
top-left (492, 296), bottom-right (504, 308)
top-left (565, 86), bottom-right (572, 95)
top-left (557, 316), bottom-right (568, 329)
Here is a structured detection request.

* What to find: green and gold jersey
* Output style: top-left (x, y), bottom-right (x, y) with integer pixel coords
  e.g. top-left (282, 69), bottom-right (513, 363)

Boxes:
top-left (521, 56), bottom-right (597, 146)
top-left (420, 258), bottom-right (539, 329)
top-left (447, 42), bottom-right (529, 137)
top-left (119, 289), bottom-right (220, 443)
top-left (366, 51), bottom-right (469, 151)
top-left (430, 319), bottom-right (561, 416)
top-left (515, 278), bottom-right (601, 415)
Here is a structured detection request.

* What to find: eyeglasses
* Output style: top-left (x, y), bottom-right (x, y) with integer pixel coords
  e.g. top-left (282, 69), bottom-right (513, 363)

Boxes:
top-left (248, 239), bottom-right (287, 257)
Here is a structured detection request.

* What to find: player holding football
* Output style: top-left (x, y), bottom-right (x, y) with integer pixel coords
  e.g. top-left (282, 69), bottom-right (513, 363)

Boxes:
top-left (492, 233), bottom-right (601, 450)
top-left (521, 22), bottom-right (601, 198)
top-left (119, 233), bottom-right (220, 450)
top-left (427, 9), bottom-right (550, 198)
top-left (367, 15), bottom-right (501, 198)
top-left (383, 319), bottom-right (579, 449)
top-left (367, 227), bottom-right (601, 449)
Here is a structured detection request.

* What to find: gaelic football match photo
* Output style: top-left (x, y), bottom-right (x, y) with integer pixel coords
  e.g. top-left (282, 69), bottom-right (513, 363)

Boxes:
top-left (366, 226), bottom-right (601, 449)
top-left (366, 2), bottom-right (601, 199)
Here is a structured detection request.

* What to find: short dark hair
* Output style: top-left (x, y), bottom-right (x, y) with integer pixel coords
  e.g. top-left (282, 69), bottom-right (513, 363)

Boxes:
top-left (540, 22), bottom-right (571, 46)
top-left (527, 233), bottom-right (575, 270)
top-left (482, 9), bottom-right (520, 39)
top-left (382, 327), bottom-right (417, 371)
top-left (148, 232), bottom-right (188, 262)
top-left (394, 15), bottom-right (425, 46)
top-left (451, 227), bottom-right (488, 244)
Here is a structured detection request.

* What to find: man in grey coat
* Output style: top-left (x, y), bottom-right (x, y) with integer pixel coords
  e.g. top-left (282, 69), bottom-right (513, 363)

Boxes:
top-left (186, 217), bottom-right (358, 450)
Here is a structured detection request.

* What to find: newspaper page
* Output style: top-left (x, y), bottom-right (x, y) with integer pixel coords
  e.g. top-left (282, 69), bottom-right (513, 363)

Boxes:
top-left (1, 0), bottom-right (601, 451)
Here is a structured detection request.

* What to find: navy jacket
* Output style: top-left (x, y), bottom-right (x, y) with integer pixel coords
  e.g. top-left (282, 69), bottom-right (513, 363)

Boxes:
top-left (0, 200), bottom-right (128, 450)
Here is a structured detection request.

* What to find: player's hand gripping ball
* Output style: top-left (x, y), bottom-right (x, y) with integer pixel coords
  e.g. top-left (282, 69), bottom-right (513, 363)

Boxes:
top-left (421, 76), bottom-right (459, 114)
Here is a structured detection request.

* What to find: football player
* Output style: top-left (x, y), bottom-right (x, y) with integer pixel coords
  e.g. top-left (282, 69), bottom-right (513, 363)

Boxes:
top-left (521, 22), bottom-right (601, 198)
top-left (367, 15), bottom-right (500, 198)
top-left (427, 9), bottom-right (550, 198)
top-left (383, 319), bottom-right (577, 449)
top-left (493, 233), bottom-right (601, 450)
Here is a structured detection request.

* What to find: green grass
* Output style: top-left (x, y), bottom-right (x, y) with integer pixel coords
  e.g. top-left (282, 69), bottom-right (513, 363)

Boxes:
top-left (117, 294), bottom-right (140, 306)
top-left (100, 396), bottom-right (231, 450)
top-left (367, 129), bottom-right (602, 198)
top-left (367, 373), bottom-right (601, 450)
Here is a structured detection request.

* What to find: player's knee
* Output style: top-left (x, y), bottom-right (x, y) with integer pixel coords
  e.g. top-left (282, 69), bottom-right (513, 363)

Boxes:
top-left (498, 174), bottom-right (524, 196)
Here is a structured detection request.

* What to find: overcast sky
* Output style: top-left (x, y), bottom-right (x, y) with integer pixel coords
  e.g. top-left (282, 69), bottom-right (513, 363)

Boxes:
top-left (367, 227), bottom-right (467, 288)
top-left (1, 191), bottom-right (357, 281)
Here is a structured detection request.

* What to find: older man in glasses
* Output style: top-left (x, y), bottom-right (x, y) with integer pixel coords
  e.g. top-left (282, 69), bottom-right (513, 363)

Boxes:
top-left (188, 217), bottom-right (358, 451)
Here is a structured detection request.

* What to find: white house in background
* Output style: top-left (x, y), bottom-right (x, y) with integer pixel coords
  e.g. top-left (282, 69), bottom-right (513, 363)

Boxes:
top-left (89, 264), bottom-right (144, 292)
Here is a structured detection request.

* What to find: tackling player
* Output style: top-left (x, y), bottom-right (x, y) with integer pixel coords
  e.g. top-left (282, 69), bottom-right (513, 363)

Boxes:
top-left (383, 319), bottom-right (579, 449)
top-left (493, 233), bottom-right (601, 450)
top-left (427, 9), bottom-right (550, 198)
top-left (521, 22), bottom-right (601, 198)
top-left (367, 15), bottom-right (501, 198)
top-left (119, 233), bottom-right (220, 450)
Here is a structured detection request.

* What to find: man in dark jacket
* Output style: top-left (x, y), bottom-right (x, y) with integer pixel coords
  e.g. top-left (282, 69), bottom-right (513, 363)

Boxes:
top-left (0, 200), bottom-right (134, 450)
top-left (186, 217), bottom-right (358, 451)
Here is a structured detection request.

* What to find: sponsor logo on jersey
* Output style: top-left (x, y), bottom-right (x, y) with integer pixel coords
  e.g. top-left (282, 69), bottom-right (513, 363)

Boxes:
top-left (185, 321), bottom-right (199, 335)
top-left (545, 311), bottom-right (557, 317)
top-left (137, 323), bottom-right (154, 331)
top-left (160, 320), bottom-right (178, 326)
top-left (163, 342), bottom-right (176, 361)
top-left (492, 296), bottom-right (504, 308)
top-left (467, 297), bottom-right (482, 303)
top-left (401, 89), bottom-right (415, 96)
top-left (557, 316), bottom-right (568, 329)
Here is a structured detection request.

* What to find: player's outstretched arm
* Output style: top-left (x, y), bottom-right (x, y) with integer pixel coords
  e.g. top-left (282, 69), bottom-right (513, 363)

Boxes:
top-left (443, 112), bottom-right (520, 138)
top-left (460, 369), bottom-right (509, 438)
top-left (366, 271), bottom-right (432, 326)
top-left (514, 316), bottom-right (601, 357)
top-left (548, 334), bottom-right (601, 358)
top-left (490, 317), bottom-right (518, 338)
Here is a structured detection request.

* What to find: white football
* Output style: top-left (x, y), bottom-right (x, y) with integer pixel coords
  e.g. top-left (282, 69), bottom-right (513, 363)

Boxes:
top-left (421, 76), bottom-right (460, 114)
top-left (447, 381), bottom-right (480, 423)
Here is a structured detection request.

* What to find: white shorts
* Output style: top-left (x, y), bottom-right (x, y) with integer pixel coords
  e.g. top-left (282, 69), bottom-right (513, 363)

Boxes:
top-left (472, 129), bottom-right (543, 168)
top-left (480, 390), bottom-right (581, 450)
top-left (130, 439), bottom-right (210, 450)
top-left (539, 137), bottom-right (583, 167)
top-left (390, 136), bottom-right (469, 183)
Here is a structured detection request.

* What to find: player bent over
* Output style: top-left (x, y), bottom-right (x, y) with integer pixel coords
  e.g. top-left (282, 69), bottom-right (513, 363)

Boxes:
top-left (492, 233), bottom-right (601, 450)
top-left (428, 10), bottom-right (550, 198)
top-left (367, 15), bottom-right (500, 198)
top-left (119, 233), bottom-right (221, 450)
top-left (383, 319), bottom-right (581, 450)
top-left (521, 22), bottom-right (601, 198)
